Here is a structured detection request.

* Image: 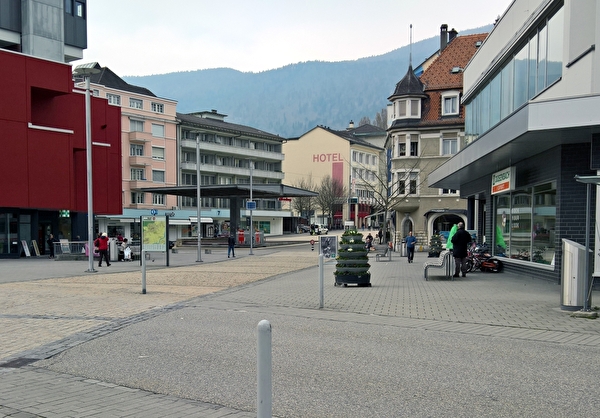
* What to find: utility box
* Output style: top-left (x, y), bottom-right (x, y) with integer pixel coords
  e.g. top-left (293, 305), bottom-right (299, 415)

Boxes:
top-left (561, 239), bottom-right (591, 310)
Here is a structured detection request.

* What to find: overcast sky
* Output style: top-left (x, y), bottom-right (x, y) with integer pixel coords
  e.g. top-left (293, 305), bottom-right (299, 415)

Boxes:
top-left (78, 0), bottom-right (514, 77)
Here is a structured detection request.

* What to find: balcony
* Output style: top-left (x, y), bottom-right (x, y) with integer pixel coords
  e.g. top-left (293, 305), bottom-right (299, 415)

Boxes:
top-left (129, 155), bottom-right (151, 166)
top-left (180, 162), bottom-right (284, 180)
top-left (180, 139), bottom-right (283, 161)
top-left (128, 131), bottom-right (150, 142)
top-left (129, 179), bottom-right (150, 189)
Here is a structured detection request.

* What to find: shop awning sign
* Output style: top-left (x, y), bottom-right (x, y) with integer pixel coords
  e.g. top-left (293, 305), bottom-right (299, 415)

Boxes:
top-left (491, 167), bottom-right (515, 195)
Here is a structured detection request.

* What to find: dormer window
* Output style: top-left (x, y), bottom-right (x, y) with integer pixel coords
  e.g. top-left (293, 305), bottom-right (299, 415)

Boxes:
top-left (396, 98), bottom-right (421, 119)
top-left (441, 91), bottom-right (460, 116)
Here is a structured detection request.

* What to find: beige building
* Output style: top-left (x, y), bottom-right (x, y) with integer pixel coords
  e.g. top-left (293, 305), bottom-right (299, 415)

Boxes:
top-left (283, 124), bottom-right (385, 230)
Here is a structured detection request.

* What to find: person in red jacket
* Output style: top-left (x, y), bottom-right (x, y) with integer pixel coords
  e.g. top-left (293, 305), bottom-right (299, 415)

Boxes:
top-left (94, 232), bottom-right (111, 267)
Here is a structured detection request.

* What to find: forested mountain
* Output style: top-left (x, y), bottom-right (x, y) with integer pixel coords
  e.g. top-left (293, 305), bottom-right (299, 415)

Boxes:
top-left (124, 26), bottom-right (491, 138)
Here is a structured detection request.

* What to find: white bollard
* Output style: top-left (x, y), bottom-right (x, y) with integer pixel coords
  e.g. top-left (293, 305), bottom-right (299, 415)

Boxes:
top-left (319, 253), bottom-right (324, 308)
top-left (141, 250), bottom-right (146, 294)
top-left (257, 319), bottom-right (272, 418)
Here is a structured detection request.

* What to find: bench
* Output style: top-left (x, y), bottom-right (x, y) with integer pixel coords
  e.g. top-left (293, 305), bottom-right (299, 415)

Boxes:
top-left (375, 244), bottom-right (393, 262)
top-left (423, 250), bottom-right (453, 280)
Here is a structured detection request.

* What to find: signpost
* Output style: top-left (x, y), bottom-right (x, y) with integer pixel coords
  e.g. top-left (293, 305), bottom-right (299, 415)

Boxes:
top-left (140, 215), bottom-right (167, 294)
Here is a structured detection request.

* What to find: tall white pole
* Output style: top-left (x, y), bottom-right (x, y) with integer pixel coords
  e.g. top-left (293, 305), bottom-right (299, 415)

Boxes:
top-left (249, 160), bottom-right (254, 255)
top-left (196, 134), bottom-right (203, 262)
top-left (85, 76), bottom-right (96, 273)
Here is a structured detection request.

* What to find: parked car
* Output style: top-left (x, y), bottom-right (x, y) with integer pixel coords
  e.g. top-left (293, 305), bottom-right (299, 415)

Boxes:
top-left (299, 225), bottom-right (311, 233)
top-left (313, 224), bottom-right (328, 235)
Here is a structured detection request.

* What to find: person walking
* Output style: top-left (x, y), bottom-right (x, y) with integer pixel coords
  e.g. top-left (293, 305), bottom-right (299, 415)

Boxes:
top-left (378, 228), bottom-right (383, 244)
top-left (405, 231), bottom-right (417, 263)
top-left (95, 232), bottom-right (111, 267)
top-left (227, 234), bottom-right (236, 258)
top-left (46, 233), bottom-right (58, 258)
top-left (451, 222), bottom-right (472, 277)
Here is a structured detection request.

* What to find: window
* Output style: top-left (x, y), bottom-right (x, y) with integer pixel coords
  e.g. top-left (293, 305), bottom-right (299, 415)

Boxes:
top-left (106, 93), bottom-right (121, 106)
top-left (398, 100), bottom-right (406, 117)
top-left (151, 124), bottom-right (164, 138)
top-left (465, 6), bottom-right (563, 142)
top-left (152, 170), bottom-right (165, 183)
top-left (131, 168), bottom-right (145, 180)
top-left (131, 192), bottom-right (144, 204)
top-left (409, 172), bottom-right (418, 194)
top-left (151, 147), bottom-right (165, 160)
top-left (130, 144), bottom-right (144, 156)
top-left (441, 189), bottom-right (458, 194)
top-left (410, 135), bottom-right (419, 156)
top-left (494, 181), bottom-right (556, 264)
top-left (410, 99), bottom-right (419, 117)
top-left (75, 1), bottom-right (84, 17)
top-left (65, 0), bottom-right (72, 14)
top-left (92, 89), bottom-right (99, 97)
top-left (152, 194), bottom-right (165, 205)
top-left (130, 98), bottom-right (143, 109)
top-left (182, 173), bottom-right (197, 185)
top-left (398, 137), bottom-right (406, 156)
top-left (397, 179), bottom-right (406, 195)
top-left (442, 135), bottom-right (458, 155)
top-left (151, 102), bottom-right (164, 113)
top-left (130, 119), bottom-right (144, 132)
top-left (442, 94), bottom-right (459, 115)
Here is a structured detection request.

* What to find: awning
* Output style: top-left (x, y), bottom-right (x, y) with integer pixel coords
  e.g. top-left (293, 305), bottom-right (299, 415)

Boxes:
top-left (187, 217), bottom-right (214, 224)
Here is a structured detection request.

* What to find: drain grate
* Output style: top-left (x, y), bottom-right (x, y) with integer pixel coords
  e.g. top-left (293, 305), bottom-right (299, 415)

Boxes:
top-left (0, 358), bottom-right (39, 368)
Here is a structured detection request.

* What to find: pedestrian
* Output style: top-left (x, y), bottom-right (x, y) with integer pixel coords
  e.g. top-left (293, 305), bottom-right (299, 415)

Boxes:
top-left (46, 233), bottom-right (58, 258)
top-left (378, 228), bottom-right (383, 244)
top-left (227, 234), bottom-right (236, 258)
top-left (405, 231), bottom-right (417, 263)
top-left (94, 232), bottom-right (111, 267)
top-left (451, 222), bottom-right (472, 278)
top-left (365, 233), bottom-right (374, 251)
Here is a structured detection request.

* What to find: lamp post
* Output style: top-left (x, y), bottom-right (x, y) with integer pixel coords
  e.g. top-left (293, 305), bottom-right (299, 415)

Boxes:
top-left (73, 63), bottom-right (100, 273)
top-left (196, 134), bottom-right (203, 262)
top-left (249, 160), bottom-right (254, 255)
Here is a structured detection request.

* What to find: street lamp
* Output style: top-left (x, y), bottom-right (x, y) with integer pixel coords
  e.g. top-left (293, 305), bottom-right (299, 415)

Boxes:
top-left (249, 160), bottom-right (254, 255)
top-left (196, 134), bottom-right (203, 262)
top-left (73, 62), bottom-right (100, 273)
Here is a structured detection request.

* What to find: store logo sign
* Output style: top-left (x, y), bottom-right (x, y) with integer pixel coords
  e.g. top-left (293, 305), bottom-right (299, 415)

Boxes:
top-left (491, 167), bottom-right (515, 195)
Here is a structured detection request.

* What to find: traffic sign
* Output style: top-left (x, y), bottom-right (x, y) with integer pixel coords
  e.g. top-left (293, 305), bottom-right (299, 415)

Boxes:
top-left (246, 201), bottom-right (256, 210)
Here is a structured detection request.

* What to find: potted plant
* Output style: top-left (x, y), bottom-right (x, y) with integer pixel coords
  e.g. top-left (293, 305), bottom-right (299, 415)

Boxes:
top-left (428, 234), bottom-right (443, 257)
top-left (334, 229), bottom-right (371, 287)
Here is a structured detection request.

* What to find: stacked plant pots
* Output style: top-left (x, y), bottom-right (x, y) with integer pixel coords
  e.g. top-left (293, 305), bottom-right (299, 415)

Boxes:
top-left (334, 230), bottom-right (371, 287)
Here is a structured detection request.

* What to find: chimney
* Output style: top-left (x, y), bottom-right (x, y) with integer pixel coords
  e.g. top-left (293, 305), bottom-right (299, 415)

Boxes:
top-left (440, 24), bottom-right (448, 52)
top-left (448, 28), bottom-right (458, 43)
top-left (348, 120), bottom-right (355, 130)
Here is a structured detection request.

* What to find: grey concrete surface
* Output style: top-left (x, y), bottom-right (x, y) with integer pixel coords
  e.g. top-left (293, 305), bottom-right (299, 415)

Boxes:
top-left (1, 234), bottom-right (599, 417)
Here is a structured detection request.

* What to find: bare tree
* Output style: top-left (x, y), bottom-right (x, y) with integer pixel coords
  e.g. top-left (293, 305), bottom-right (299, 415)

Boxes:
top-left (315, 175), bottom-right (347, 225)
top-left (374, 108), bottom-right (387, 129)
top-left (358, 116), bottom-right (371, 126)
top-left (352, 142), bottom-right (437, 239)
top-left (292, 176), bottom-right (316, 222)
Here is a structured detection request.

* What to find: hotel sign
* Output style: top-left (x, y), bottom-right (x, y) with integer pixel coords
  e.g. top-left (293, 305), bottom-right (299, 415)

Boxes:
top-left (491, 167), bottom-right (515, 195)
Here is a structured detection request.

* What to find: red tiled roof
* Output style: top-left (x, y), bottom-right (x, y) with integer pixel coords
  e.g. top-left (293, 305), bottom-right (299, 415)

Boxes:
top-left (420, 33), bottom-right (488, 123)
top-left (420, 33), bottom-right (488, 91)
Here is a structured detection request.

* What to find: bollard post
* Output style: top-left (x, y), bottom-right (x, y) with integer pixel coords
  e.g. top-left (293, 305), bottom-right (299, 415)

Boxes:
top-left (141, 250), bottom-right (146, 294)
top-left (257, 320), bottom-right (272, 418)
top-left (319, 253), bottom-right (324, 308)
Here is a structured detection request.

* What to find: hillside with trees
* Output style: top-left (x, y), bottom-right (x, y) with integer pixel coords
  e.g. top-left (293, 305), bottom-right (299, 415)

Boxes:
top-left (124, 26), bottom-right (491, 138)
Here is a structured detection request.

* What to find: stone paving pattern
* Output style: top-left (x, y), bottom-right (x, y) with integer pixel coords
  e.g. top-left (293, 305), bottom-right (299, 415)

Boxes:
top-left (0, 235), bottom-right (599, 417)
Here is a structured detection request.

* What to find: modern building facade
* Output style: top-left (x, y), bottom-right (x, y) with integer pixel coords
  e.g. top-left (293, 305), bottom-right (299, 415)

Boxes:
top-left (386, 29), bottom-right (488, 248)
top-left (0, 49), bottom-right (122, 257)
top-left (283, 124), bottom-right (385, 230)
top-left (176, 111), bottom-right (288, 237)
top-left (429, 0), bottom-right (600, 283)
top-left (0, 0), bottom-right (87, 63)
top-left (73, 64), bottom-right (179, 242)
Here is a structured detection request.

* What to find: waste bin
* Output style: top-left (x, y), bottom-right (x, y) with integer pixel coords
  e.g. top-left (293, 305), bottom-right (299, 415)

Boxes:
top-left (400, 239), bottom-right (407, 257)
top-left (109, 239), bottom-right (118, 262)
top-left (561, 238), bottom-right (591, 310)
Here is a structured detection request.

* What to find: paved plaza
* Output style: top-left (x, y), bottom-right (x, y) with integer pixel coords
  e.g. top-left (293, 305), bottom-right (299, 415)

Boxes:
top-left (1, 234), bottom-right (599, 417)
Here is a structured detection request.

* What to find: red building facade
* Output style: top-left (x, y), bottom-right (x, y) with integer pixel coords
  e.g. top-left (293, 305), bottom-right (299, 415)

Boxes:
top-left (0, 49), bottom-right (122, 257)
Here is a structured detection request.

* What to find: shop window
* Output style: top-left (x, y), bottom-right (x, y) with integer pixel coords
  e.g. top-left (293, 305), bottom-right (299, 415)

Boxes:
top-left (494, 181), bottom-right (556, 264)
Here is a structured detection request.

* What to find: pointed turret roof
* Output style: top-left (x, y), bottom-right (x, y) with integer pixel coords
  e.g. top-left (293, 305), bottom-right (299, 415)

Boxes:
top-left (388, 65), bottom-right (426, 100)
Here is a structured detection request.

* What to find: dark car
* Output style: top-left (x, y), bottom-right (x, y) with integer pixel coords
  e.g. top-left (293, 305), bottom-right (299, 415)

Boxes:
top-left (299, 225), bottom-right (311, 233)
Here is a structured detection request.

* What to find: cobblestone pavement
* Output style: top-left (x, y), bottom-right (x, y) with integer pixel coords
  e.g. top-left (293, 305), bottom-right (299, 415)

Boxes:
top-left (1, 235), bottom-right (599, 417)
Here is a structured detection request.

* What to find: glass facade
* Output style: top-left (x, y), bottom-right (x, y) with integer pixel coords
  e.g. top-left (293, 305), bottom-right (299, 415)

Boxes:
top-left (494, 181), bottom-right (556, 264)
top-left (465, 6), bottom-right (563, 144)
